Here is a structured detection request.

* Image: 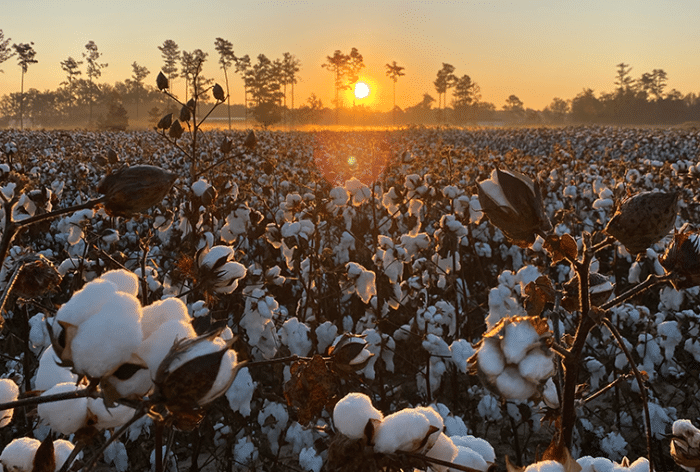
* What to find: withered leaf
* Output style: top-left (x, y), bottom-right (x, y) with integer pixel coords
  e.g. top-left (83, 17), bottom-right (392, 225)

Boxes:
top-left (284, 354), bottom-right (339, 425)
top-left (31, 436), bottom-right (55, 472)
top-left (544, 233), bottom-right (578, 264)
top-left (524, 276), bottom-right (556, 317)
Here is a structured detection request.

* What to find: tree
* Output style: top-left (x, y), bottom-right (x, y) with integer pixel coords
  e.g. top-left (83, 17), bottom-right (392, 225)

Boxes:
top-left (433, 63), bottom-right (456, 120)
top-left (503, 94), bottom-right (525, 121)
top-left (181, 49), bottom-right (209, 103)
top-left (452, 74), bottom-right (480, 107)
top-left (235, 54), bottom-right (251, 121)
top-left (281, 52), bottom-right (301, 124)
top-left (130, 61), bottom-right (150, 118)
top-left (158, 39), bottom-right (181, 95)
top-left (614, 62), bottom-right (635, 95)
top-left (0, 30), bottom-right (14, 73)
top-left (322, 48), bottom-right (364, 124)
top-left (245, 54), bottom-right (284, 126)
top-left (214, 37), bottom-right (236, 130)
top-left (385, 61), bottom-right (405, 125)
top-left (543, 97), bottom-right (570, 123)
top-left (639, 69), bottom-right (667, 101)
top-left (13, 42), bottom-right (38, 129)
top-left (60, 56), bottom-right (82, 112)
top-left (83, 41), bottom-right (107, 124)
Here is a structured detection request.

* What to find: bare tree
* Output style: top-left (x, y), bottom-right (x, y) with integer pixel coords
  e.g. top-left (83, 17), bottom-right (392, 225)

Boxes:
top-left (158, 39), bottom-right (181, 97)
top-left (214, 37), bottom-right (236, 130)
top-left (13, 42), bottom-right (37, 129)
top-left (385, 61), bottom-right (405, 125)
top-left (83, 40), bottom-right (107, 123)
top-left (0, 30), bottom-right (14, 73)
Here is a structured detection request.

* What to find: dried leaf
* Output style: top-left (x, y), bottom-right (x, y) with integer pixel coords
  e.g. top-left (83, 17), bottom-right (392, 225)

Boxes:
top-left (541, 440), bottom-right (582, 472)
top-left (31, 436), bottom-right (55, 472)
top-left (284, 354), bottom-right (339, 425)
top-left (524, 276), bottom-right (556, 317)
top-left (544, 233), bottom-right (578, 264)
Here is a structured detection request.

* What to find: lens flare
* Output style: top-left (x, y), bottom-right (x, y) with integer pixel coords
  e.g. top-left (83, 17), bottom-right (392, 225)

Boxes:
top-left (354, 82), bottom-right (370, 100)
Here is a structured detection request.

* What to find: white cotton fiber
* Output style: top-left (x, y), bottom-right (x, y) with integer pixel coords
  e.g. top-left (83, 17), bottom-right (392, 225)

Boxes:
top-left (496, 366), bottom-right (536, 400)
top-left (279, 317), bottom-right (312, 356)
top-left (518, 350), bottom-right (555, 383)
top-left (226, 367), bottom-right (256, 417)
top-left (425, 433), bottom-right (458, 472)
top-left (450, 445), bottom-right (489, 472)
top-left (501, 320), bottom-right (540, 364)
top-left (0, 379), bottom-right (19, 428)
top-left (0, 437), bottom-right (41, 471)
top-left (55, 279), bottom-right (116, 326)
top-left (450, 435), bottom-right (495, 467)
top-left (35, 345), bottom-right (79, 391)
top-left (373, 409), bottom-right (431, 454)
top-left (54, 439), bottom-right (78, 471)
top-left (138, 320), bottom-right (196, 373)
top-left (100, 269), bottom-right (139, 296)
top-left (333, 393), bottom-right (383, 439)
top-left (87, 398), bottom-right (135, 430)
top-left (524, 460), bottom-right (566, 472)
top-left (477, 338), bottom-right (505, 377)
top-left (70, 291), bottom-right (143, 378)
top-left (141, 297), bottom-right (191, 339)
top-left (414, 405), bottom-right (444, 450)
top-left (37, 382), bottom-right (88, 434)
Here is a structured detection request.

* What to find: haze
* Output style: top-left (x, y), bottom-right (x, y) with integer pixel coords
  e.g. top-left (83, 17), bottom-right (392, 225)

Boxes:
top-left (1, 0), bottom-right (699, 112)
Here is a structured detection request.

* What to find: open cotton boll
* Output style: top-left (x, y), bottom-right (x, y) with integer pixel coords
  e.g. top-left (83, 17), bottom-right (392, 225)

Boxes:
top-left (518, 350), bottom-right (555, 383)
top-left (577, 456), bottom-right (615, 472)
top-left (54, 278), bottom-right (118, 327)
top-left (138, 320), bottom-right (196, 373)
top-left (198, 350), bottom-right (238, 405)
top-left (450, 445), bottom-right (489, 472)
top-left (105, 365), bottom-right (153, 399)
top-left (167, 335), bottom-right (229, 373)
top-left (0, 437), bottom-right (41, 471)
top-left (70, 291), bottom-right (143, 378)
top-left (37, 382), bottom-right (88, 434)
top-left (496, 366), bottom-right (537, 401)
top-left (501, 320), bottom-right (540, 364)
top-left (333, 393), bottom-right (383, 440)
top-left (226, 367), bottom-right (255, 417)
top-left (87, 397), bottom-right (136, 430)
top-left (35, 345), bottom-right (79, 391)
top-left (279, 317), bottom-right (312, 356)
top-left (477, 338), bottom-right (505, 377)
top-left (100, 269), bottom-right (139, 296)
top-left (524, 460), bottom-right (566, 472)
top-left (414, 405), bottom-right (444, 450)
top-left (373, 409), bottom-right (432, 454)
top-left (0, 379), bottom-right (19, 428)
top-left (450, 435), bottom-right (496, 467)
top-left (54, 439), bottom-right (79, 471)
top-left (141, 297), bottom-right (191, 339)
top-left (425, 433), bottom-right (458, 472)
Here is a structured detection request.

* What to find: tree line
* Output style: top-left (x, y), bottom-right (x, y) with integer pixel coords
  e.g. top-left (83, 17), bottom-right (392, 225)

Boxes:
top-left (1, 29), bottom-right (700, 129)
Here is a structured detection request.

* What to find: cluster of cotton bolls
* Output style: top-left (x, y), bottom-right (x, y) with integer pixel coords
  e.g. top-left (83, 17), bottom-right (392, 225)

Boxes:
top-left (332, 392), bottom-right (495, 472)
top-left (0, 437), bottom-right (79, 472)
top-left (470, 316), bottom-right (557, 404)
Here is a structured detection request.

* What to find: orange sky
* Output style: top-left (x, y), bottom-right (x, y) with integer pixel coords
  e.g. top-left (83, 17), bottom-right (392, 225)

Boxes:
top-left (2, 1), bottom-right (699, 112)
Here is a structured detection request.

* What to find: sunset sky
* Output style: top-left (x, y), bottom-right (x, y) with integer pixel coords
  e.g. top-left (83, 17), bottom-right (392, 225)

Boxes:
top-left (1, 0), bottom-right (699, 112)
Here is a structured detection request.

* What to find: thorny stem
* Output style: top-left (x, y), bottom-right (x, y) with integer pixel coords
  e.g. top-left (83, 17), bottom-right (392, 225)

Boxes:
top-left (602, 317), bottom-right (655, 472)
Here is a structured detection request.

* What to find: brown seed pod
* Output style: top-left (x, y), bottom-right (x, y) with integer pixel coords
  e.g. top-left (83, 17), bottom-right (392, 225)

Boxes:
top-left (604, 191), bottom-right (678, 255)
top-left (157, 113), bottom-right (173, 130)
top-left (9, 253), bottom-right (62, 299)
top-left (660, 228), bottom-right (700, 289)
top-left (156, 71), bottom-right (169, 91)
top-left (97, 165), bottom-right (177, 217)
top-left (244, 129), bottom-right (257, 150)
top-left (212, 83), bottom-right (225, 101)
top-left (169, 119), bottom-right (184, 139)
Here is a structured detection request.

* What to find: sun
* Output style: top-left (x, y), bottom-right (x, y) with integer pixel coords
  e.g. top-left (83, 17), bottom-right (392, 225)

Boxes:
top-left (354, 81), bottom-right (370, 100)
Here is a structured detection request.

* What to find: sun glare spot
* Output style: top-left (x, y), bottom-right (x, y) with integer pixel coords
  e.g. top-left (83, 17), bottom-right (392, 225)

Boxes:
top-left (347, 155), bottom-right (357, 167)
top-left (354, 81), bottom-right (370, 99)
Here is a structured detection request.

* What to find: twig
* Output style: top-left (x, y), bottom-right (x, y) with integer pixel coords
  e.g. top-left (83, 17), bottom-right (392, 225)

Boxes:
top-left (601, 317), bottom-right (655, 472)
top-left (0, 386), bottom-right (99, 412)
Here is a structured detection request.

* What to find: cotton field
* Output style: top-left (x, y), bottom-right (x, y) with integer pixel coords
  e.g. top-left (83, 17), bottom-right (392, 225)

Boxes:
top-left (1, 125), bottom-right (700, 471)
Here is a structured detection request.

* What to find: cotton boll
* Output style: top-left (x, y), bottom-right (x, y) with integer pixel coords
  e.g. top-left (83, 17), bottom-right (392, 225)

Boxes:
top-left (425, 433), bottom-right (458, 472)
top-left (54, 439), bottom-right (79, 471)
top-left (70, 291), bottom-right (143, 378)
top-left (138, 319), bottom-right (196, 373)
top-left (100, 269), bottom-right (139, 296)
top-left (0, 438), bottom-right (40, 471)
top-left (524, 460), bottom-right (565, 472)
top-left (450, 435), bottom-right (495, 468)
top-left (477, 338), bottom-right (505, 378)
top-left (577, 456), bottom-right (615, 472)
top-left (496, 367), bottom-right (537, 401)
top-left (37, 382), bottom-right (88, 434)
top-left (414, 405), bottom-right (444, 451)
top-left (0, 379), bottom-right (19, 427)
top-left (199, 350), bottom-right (238, 405)
top-left (54, 278), bottom-right (117, 327)
top-left (449, 445), bottom-right (489, 472)
top-left (279, 317), bottom-right (312, 356)
top-left (299, 447), bottom-right (323, 472)
top-left (141, 297), bottom-right (191, 339)
top-left (34, 346), bottom-right (79, 391)
top-left (518, 350), bottom-right (555, 383)
top-left (373, 409), bottom-right (431, 454)
top-left (501, 320), bottom-right (540, 364)
top-left (226, 367), bottom-right (256, 417)
top-left (87, 398), bottom-right (136, 430)
top-left (333, 393), bottom-right (383, 440)
top-left (106, 366), bottom-right (153, 399)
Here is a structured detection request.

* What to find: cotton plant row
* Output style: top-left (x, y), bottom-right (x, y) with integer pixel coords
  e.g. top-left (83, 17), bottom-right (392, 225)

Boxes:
top-left (1, 126), bottom-right (700, 471)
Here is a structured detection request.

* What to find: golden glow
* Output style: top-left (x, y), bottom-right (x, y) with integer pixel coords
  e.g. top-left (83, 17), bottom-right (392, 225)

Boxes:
top-left (354, 81), bottom-right (370, 99)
